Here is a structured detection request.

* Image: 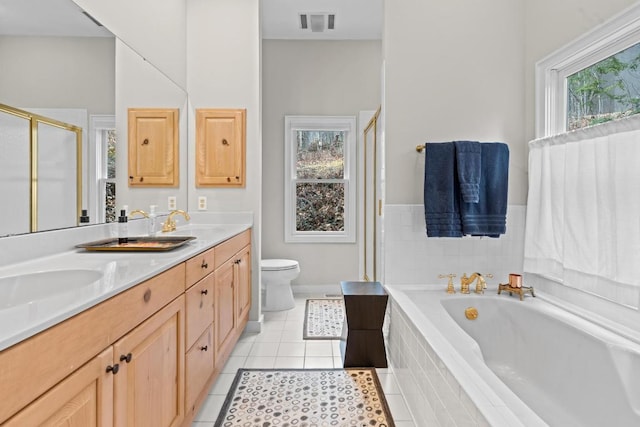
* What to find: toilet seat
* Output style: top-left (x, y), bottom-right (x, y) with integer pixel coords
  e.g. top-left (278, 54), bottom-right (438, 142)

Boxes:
top-left (261, 259), bottom-right (299, 271)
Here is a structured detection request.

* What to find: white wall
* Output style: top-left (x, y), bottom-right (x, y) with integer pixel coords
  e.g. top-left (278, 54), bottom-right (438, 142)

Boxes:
top-left (72, 0), bottom-right (186, 89)
top-left (186, 0), bottom-right (262, 322)
top-left (0, 36), bottom-right (114, 114)
top-left (383, 0), bottom-right (527, 206)
top-left (262, 40), bottom-right (382, 286)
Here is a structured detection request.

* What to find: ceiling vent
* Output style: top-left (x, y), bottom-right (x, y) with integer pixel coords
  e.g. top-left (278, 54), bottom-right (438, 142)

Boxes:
top-left (299, 13), bottom-right (335, 32)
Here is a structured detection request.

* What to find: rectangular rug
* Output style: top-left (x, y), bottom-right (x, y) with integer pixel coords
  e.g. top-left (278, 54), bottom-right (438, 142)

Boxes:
top-left (303, 298), bottom-right (344, 340)
top-left (214, 368), bottom-right (395, 427)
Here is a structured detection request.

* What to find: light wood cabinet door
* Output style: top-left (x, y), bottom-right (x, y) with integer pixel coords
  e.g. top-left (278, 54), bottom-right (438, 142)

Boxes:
top-left (214, 258), bottom-right (237, 363)
top-left (236, 244), bottom-right (251, 324)
top-left (113, 296), bottom-right (185, 427)
top-left (195, 108), bottom-right (245, 187)
top-left (185, 325), bottom-right (214, 415)
top-left (4, 347), bottom-right (114, 427)
top-left (128, 108), bottom-right (179, 187)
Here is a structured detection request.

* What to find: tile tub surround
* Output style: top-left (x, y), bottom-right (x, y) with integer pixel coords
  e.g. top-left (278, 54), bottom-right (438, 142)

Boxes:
top-left (384, 205), bottom-right (525, 286)
top-left (0, 213), bottom-right (252, 350)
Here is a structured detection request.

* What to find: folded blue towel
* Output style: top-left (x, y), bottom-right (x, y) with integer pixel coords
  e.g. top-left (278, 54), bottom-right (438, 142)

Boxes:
top-left (460, 143), bottom-right (509, 237)
top-left (424, 143), bottom-right (463, 237)
top-left (454, 141), bottom-right (482, 203)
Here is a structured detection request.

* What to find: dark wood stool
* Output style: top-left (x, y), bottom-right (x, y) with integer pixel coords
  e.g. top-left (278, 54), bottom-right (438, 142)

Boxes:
top-left (339, 281), bottom-right (388, 368)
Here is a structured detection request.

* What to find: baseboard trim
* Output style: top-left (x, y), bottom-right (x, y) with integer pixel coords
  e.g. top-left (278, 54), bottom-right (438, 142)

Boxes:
top-left (293, 284), bottom-right (342, 295)
top-left (245, 315), bottom-right (263, 333)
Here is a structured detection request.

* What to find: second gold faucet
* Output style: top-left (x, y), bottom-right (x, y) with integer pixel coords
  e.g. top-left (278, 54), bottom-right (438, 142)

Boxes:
top-left (162, 209), bottom-right (190, 233)
top-left (460, 272), bottom-right (494, 294)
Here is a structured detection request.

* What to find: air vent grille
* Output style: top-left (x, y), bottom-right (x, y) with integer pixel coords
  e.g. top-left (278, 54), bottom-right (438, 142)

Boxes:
top-left (299, 13), bottom-right (335, 32)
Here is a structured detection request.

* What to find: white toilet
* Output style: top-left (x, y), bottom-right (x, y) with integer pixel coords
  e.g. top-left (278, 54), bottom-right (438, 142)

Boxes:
top-left (261, 259), bottom-right (300, 311)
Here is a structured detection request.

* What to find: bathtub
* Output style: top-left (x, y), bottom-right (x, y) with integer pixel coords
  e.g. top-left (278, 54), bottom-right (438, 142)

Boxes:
top-left (385, 284), bottom-right (640, 426)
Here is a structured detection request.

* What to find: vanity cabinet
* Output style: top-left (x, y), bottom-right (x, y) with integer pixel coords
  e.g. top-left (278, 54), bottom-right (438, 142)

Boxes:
top-left (236, 244), bottom-right (251, 325)
top-left (113, 296), bottom-right (185, 427)
top-left (213, 229), bottom-right (251, 366)
top-left (3, 347), bottom-right (114, 426)
top-left (128, 108), bottom-right (179, 187)
top-left (184, 247), bottom-right (216, 416)
top-left (214, 257), bottom-right (237, 363)
top-left (195, 108), bottom-right (246, 188)
top-left (0, 228), bottom-right (252, 427)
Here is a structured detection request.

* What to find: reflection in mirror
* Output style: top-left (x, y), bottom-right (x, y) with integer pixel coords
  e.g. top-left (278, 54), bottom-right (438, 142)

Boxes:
top-left (0, 0), bottom-right (115, 236)
top-left (0, 105), bottom-right (82, 235)
top-left (1, 0), bottom-right (189, 238)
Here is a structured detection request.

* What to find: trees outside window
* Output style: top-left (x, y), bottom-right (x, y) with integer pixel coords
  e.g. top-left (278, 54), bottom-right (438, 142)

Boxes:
top-left (567, 43), bottom-right (640, 130)
top-left (284, 116), bottom-right (356, 243)
top-left (536, 3), bottom-right (640, 137)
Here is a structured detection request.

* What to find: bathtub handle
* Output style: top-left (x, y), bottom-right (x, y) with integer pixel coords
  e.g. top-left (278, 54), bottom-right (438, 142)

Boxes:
top-left (438, 274), bottom-right (457, 294)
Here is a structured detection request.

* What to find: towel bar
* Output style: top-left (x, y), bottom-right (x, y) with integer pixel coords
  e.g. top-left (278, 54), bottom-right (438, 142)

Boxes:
top-left (416, 144), bottom-right (425, 153)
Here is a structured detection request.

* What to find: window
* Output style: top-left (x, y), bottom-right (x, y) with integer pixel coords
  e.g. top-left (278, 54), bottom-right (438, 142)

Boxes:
top-left (91, 116), bottom-right (116, 223)
top-left (284, 116), bottom-right (356, 243)
top-left (536, 3), bottom-right (640, 137)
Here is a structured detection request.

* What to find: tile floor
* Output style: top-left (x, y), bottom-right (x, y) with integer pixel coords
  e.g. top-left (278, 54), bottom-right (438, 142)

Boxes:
top-left (192, 294), bottom-right (417, 426)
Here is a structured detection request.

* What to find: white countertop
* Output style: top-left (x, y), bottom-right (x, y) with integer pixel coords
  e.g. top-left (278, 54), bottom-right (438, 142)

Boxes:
top-left (0, 221), bottom-right (251, 351)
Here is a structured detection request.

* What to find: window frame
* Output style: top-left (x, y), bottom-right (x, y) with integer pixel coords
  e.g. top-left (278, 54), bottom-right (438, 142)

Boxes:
top-left (284, 115), bottom-right (357, 243)
top-left (90, 115), bottom-right (116, 223)
top-left (535, 3), bottom-right (640, 138)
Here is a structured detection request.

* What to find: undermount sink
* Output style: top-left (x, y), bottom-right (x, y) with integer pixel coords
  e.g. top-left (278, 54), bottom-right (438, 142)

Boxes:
top-left (0, 269), bottom-right (104, 309)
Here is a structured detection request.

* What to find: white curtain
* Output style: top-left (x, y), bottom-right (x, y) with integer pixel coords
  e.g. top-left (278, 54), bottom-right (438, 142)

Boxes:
top-left (525, 115), bottom-right (640, 304)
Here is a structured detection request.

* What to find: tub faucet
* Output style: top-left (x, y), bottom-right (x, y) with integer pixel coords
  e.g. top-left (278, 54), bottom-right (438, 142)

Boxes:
top-left (162, 209), bottom-right (190, 233)
top-left (460, 273), bottom-right (493, 294)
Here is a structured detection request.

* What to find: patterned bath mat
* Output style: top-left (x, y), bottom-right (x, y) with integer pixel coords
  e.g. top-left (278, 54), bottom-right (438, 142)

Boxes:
top-left (303, 298), bottom-right (344, 340)
top-left (214, 368), bottom-right (395, 427)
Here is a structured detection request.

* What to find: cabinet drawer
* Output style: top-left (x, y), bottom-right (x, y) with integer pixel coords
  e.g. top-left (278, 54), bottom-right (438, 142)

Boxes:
top-left (214, 229), bottom-right (251, 269)
top-left (185, 274), bottom-right (214, 349)
top-left (185, 325), bottom-right (214, 414)
top-left (186, 247), bottom-right (215, 288)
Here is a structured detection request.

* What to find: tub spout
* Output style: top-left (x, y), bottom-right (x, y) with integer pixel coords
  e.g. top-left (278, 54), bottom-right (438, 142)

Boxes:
top-left (461, 272), bottom-right (493, 294)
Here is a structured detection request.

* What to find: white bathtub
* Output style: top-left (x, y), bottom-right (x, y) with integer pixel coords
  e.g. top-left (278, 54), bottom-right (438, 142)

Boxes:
top-left (385, 285), bottom-right (640, 426)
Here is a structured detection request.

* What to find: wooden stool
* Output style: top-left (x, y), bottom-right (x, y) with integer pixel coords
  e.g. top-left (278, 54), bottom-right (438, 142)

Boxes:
top-left (339, 281), bottom-right (388, 368)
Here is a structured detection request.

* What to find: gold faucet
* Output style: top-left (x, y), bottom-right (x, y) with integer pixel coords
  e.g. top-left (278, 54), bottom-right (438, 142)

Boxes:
top-left (461, 272), bottom-right (493, 294)
top-left (438, 274), bottom-right (457, 294)
top-left (129, 209), bottom-right (149, 219)
top-left (162, 209), bottom-right (190, 233)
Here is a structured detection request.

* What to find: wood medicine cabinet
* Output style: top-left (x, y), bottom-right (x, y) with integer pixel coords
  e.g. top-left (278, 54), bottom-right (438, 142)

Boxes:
top-left (128, 108), bottom-right (179, 187)
top-left (195, 108), bottom-right (246, 187)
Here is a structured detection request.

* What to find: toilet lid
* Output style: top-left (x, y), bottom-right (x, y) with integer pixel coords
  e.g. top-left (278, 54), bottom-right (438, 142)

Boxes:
top-left (261, 259), bottom-right (299, 271)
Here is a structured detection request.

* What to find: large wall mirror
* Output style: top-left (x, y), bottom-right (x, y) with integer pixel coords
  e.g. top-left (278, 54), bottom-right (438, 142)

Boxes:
top-left (0, 0), bottom-right (187, 237)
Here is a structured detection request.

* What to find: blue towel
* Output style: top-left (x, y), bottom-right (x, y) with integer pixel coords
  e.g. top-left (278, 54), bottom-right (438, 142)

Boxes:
top-left (460, 143), bottom-right (509, 237)
top-left (454, 141), bottom-right (482, 203)
top-left (423, 143), bottom-right (463, 237)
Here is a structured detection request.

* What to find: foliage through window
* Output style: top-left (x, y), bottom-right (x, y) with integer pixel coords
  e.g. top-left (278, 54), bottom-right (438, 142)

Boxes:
top-left (536, 4), bottom-right (640, 137)
top-left (567, 43), bottom-right (640, 131)
top-left (284, 116), bottom-right (356, 243)
top-left (105, 129), bottom-right (117, 223)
